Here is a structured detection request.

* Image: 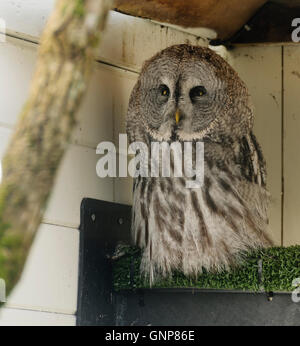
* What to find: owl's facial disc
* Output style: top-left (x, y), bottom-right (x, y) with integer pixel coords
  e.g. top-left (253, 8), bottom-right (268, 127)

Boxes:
top-left (127, 45), bottom-right (254, 146)
top-left (144, 61), bottom-right (227, 142)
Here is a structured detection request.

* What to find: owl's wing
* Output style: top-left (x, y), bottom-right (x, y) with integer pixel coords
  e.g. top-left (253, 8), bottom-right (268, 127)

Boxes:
top-left (236, 132), bottom-right (270, 227)
top-left (238, 132), bottom-right (266, 188)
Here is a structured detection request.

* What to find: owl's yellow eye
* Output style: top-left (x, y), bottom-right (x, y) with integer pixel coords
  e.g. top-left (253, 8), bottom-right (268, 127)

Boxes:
top-left (159, 84), bottom-right (170, 98)
top-left (189, 85), bottom-right (207, 102)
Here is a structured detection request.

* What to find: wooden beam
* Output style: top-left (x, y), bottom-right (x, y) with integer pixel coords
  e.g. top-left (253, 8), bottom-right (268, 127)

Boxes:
top-left (114, 0), bottom-right (267, 40)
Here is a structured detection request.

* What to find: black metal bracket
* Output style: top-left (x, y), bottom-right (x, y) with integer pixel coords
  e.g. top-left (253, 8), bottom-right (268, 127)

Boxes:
top-left (77, 198), bottom-right (131, 326)
top-left (77, 198), bottom-right (300, 326)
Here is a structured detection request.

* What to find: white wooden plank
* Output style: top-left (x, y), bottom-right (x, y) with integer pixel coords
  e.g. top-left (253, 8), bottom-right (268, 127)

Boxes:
top-left (72, 63), bottom-right (115, 148)
top-left (0, 126), bottom-right (12, 159)
top-left (74, 62), bottom-right (137, 149)
top-left (0, 308), bottom-right (75, 326)
top-left (0, 0), bottom-right (54, 41)
top-left (114, 154), bottom-right (133, 205)
top-left (99, 11), bottom-right (208, 72)
top-left (114, 175), bottom-right (133, 206)
top-left (150, 20), bottom-right (216, 40)
top-left (0, 37), bottom-right (139, 149)
top-left (0, 3), bottom-right (208, 71)
top-left (112, 69), bottom-right (137, 144)
top-left (283, 46), bottom-right (300, 246)
top-left (0, 126), bottom-right (13, 183)
top-left (0, 37), bottom-right (37, 127)
top-left (4, 224), bottom-right (79, 314)
top-left (44, 144), bottom-right (114, 228)
top-left (232, 46), bottom-right (282, 245)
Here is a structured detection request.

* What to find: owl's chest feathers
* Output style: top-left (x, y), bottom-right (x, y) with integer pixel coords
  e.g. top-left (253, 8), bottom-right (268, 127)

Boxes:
top-left (132, 161), bottom-right (237, 249)
top-left (131, 136), bottom-right (271, 278)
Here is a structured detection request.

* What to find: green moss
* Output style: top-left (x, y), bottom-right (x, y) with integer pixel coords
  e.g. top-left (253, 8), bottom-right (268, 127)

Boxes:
top-left (89, 33), bottom-right (101, 49)
top-left (0, 186), bottom-right (11, 239)
top-left (0, 184), bottom-right (25, 294)
top-left (62, 3), bottom-right (69, 16)
top-left (74, 0), bottom-right (85, 18)
top-left (113, 246), bottom-right (300, 292)
top-left (0, 230), bottom-right (25, 293)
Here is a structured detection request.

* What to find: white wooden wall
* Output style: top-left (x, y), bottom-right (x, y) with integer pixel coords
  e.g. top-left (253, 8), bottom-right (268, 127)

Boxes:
top-left (0, 1), bottom-right (299, 325)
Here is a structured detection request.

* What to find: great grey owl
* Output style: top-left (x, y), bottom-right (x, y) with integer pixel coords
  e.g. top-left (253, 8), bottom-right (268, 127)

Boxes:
top-left (126, 44), bottom-right (272, 284)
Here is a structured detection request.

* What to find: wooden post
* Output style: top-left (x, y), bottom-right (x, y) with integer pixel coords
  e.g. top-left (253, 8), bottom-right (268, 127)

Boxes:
top-left (0, 0), bottom-right (112, 296)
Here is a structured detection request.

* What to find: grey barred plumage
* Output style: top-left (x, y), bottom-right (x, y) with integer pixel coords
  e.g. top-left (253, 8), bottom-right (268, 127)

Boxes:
top-left (126, 44), bottom-right (273, 284)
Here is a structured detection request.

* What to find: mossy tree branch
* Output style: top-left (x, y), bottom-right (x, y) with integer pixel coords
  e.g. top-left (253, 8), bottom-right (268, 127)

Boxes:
top-left (0, 0), bottom-right (112, 297)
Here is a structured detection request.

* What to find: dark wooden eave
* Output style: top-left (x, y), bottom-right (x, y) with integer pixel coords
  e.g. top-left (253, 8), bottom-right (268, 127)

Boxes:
top-left (114, 0), bottom-right (300, 44)
top-left (114, 0), bottom-right (267, 41)
top-left (231, 1), bottom-right (300, 45)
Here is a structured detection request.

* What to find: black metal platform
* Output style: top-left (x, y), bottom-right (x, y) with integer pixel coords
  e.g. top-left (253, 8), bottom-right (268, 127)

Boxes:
top-left (77, 198), bottom-right (300, 326)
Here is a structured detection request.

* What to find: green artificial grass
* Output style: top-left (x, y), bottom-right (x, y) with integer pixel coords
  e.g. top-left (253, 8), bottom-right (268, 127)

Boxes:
top-left (113, 245), bottom-right (300, 292)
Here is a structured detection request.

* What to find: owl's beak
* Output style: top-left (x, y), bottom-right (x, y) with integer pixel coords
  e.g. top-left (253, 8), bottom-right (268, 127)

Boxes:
top-left (175, 109), bottom-right (180, 124)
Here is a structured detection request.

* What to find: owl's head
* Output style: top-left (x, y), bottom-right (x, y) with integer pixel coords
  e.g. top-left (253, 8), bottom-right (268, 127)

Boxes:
top-left (126, 44), bottom-right (253, 144)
